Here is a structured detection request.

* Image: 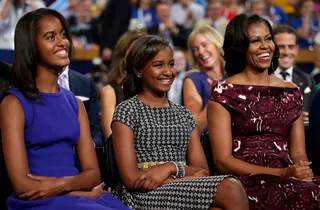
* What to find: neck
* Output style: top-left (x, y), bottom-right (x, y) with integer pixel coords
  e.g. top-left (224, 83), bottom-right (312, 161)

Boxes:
top-left (242, 67), bottom-right (270, 86)
top-left (140, 3), bottom-right (149, 10)
top-left (204, 62), bottom-right (223, 80)
top-left (137, 91), bottom-right (169, 108)
top-left (35, 65), bottom-right (63, 93)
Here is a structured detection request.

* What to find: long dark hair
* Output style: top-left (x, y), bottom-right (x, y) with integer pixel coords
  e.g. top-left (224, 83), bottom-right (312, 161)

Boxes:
top-left (223, 14), bottom-right (279, 77)
top-left (122, 35), bottom-right (171, 100)
top-left (9, 8), bottom-right (72, 100)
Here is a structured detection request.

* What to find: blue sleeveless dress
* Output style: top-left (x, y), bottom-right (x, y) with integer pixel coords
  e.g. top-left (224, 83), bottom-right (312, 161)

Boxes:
top-left (2, 86), bottom-right (129, 210)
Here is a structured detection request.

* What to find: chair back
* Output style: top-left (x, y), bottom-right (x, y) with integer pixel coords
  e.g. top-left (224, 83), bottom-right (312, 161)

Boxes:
top-left (103, 135), bottom-right (121, 189)
top-left (200, 131), bottom-right (215, 175)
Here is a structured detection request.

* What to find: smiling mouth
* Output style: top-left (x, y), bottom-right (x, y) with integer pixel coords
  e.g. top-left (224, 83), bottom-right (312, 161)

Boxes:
top-left (55, 49), bottom-right (68, 57)
top-left (158, 78), bottom-right (172, 84)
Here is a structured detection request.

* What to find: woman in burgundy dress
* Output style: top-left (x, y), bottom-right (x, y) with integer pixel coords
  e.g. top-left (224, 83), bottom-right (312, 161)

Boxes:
top-left (208, 13), bottom-right (320, 209)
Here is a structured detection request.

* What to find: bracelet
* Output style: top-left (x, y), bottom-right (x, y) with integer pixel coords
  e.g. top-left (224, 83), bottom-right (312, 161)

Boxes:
top-left (170, 161), bottom-right (185, 179)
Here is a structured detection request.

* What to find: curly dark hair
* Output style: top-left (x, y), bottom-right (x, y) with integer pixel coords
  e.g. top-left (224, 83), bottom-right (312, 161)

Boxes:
top-left (223, 13), bottom-right (279, 77)
top-left (122, 35), bottom-right (171, 100)
top-left (9, 8), bottom-right (73, 101)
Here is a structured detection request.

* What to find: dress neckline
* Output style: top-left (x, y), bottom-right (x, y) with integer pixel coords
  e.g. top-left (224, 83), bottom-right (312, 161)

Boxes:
top-left (39, 84), bottom-right (63, 97)
top-left (135, 96), bottom-right (173, 109)
top-left (220, 83), bottom-right (299, 90)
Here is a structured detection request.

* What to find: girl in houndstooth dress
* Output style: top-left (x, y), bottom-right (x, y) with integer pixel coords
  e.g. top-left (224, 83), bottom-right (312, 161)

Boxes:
top-left (111, 35), bottom-right (249, 210)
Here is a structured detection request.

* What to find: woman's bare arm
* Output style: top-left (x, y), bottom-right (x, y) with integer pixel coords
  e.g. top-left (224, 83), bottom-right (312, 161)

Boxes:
top-left (0, 95), bottom-right (42, 195)
top-left (100, 85), bottom-right (117, 139)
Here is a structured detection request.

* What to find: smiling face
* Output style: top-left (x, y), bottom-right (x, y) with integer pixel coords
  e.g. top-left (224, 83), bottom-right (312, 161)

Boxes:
top-left (139, 47), bottom-right (176, 95)
top-left (36, 15), bottom-right (70, 71)
top-left (192, 34), bottom-right (220, 71)
top-left (246, 22), bottom-right (275, 73)
top-left (275, 32), bottom-right (298, 70)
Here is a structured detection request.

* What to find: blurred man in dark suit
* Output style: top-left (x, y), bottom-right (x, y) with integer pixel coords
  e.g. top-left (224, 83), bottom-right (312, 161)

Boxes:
top-left (58, 66), bottom-right (103, 147)
top-left (274, 25), bottom-right (316, 121)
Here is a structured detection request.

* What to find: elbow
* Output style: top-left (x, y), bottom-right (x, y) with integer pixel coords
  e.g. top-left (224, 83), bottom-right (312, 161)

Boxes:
top-left (122, 177), bottom-right (138, 191)
top-left (214, 158), bottom-right (231, 175)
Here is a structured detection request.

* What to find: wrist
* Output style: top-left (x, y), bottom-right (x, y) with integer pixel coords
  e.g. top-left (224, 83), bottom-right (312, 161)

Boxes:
top-left (166, 162), bottom-right (177, 176)
top-left (63, 176), bottom-right (73, 192)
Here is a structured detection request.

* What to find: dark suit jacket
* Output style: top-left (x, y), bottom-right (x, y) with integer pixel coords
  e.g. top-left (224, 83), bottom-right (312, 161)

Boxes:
top-left (68, 70), bottom-right (103, 147)
top-left (0, 61), bottom-right (11, 94)
top-left (292, 67), bottom-right (316, 112)
top-left (99, 0), bottom-right (132, 51)
top-left (308, 89), bottom-right (320, 175)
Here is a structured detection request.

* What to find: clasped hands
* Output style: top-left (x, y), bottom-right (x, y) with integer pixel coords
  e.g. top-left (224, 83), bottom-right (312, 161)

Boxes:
top-left (133, 163), bottom-right (209, 192)
top-left (285, 160), bottom-right (314, 182)
top-left (19, 174), bottom-right (110, 200)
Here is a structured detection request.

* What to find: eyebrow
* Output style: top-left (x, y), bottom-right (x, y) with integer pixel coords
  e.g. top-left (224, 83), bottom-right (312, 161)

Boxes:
top-left (43, 28), bottom-right (65, 37)
top-left (249, 33), bottom-right (272, 39)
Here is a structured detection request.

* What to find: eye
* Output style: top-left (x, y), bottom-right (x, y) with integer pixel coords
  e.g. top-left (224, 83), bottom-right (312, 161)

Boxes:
top-left (168, 62), bottom-right (175, 67)
top-left (61, 31), bottom-right (67, 38)
top-left (266, 37), bottom-right (272, 41)
top-left (251, 39), bottom-right (259, 43)
top-left (154, 63), bottom-right (163, 68)
top-left (47, 34), bottom-right (54, 40)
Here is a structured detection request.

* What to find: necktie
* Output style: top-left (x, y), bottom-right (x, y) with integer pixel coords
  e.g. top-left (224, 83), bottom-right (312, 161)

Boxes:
top-left (58, 74), bottom-right (66, 89)
top-left (279, 71), bottom-right (289, 81)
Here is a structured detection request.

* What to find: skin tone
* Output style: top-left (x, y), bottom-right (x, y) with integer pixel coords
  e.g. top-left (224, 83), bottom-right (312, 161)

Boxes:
top-left (274, 32), bottom-right (309, 120)
top-left (296, 0), bottom-right (315, 40)
top-left (183, 33), bottom-right (222, 133)
top-left (112, 46), bottom-right (248, 209)
top-left (156, 3), bottom-right (179, 34)
top-left (207, 22), bottom-right (314, 182)
top-left (100, 40), bottom-right (134, 138)
top-left (0, 15), bottom-right (109, 200)
top-left (207, 1), bottom-right (224, 21)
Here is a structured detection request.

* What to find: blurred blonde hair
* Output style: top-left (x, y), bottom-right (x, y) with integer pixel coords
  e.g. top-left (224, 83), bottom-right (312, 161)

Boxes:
top-left (187, 25), bottom-right (224, 72)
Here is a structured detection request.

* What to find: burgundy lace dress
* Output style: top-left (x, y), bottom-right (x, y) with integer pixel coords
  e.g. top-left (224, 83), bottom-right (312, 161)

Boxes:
top-left (210, 83), bottom-right (320, 210)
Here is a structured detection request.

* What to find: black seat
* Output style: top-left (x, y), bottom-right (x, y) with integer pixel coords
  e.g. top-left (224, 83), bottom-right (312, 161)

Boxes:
top-left (102, 135), bottom-right (121, 189)
top-left (0, 141), bottom-right (12, 210)
top-left (200, 131), bottom-right (215, 175)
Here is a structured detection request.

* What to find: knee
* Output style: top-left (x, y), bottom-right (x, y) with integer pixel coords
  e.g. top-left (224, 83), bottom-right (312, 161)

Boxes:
top-left (217, 177), bottom-right (246, 198)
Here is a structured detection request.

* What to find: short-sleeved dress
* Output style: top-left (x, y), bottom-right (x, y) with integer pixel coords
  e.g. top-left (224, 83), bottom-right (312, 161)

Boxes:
top-left (112, 96), bottom-right (229, 210)
top-left (2, 87), bottom-right (129, 210)
top-left (210, 83), bottom-right (320, 209)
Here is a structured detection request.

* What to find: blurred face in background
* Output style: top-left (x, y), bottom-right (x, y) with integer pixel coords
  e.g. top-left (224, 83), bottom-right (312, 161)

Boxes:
top-left (299, 0), bottom-right (314, 17)
top-left (250, 2), bottom-right (265, 17)
top-left (275, 32), bottom-right (298, 70)
top-left (173, 50), bottom-right (187, 73)
top-left (192, 34), bottom-right (221, 71)
top-left (207, 1), bottom-right (224, 20)
top-left (156, 3), bottom-right (171, 22)
top-left (78, 0), bottom-right (92, 19)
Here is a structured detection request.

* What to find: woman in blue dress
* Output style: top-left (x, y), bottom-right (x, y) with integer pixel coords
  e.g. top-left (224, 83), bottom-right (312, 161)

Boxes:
top-left (0, 8), bottom-right (129, 210)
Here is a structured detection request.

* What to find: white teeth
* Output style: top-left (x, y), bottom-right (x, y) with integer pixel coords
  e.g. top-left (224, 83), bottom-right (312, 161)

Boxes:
top-left (56, 50), bottom-right (67, 56)
top-left (258, 53), bottom-right (270, 58)
top-left (201, 56), bottom-right (210, 60)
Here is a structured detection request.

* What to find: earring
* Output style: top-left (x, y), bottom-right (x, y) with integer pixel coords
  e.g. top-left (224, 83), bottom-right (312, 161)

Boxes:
top-left (137, 73), bottom-right (141, 78)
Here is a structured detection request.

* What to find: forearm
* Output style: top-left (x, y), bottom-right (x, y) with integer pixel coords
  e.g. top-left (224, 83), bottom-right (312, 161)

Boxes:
top-left (216, 156), bottom-right (286, 177)
top-left (65, 190), bottom-right (93, 198)
top-left (184, 165), bottom-right (206, 176)
top-left (65, 169), bottom-right (101, 192)
top-left (194, 107), bottom-right (208, 133)
top-left (1, 0), bottom-right (11, 20)
top-left (14, 177), bottom-right (42, 195)
top-left (297, 18), bottom-right (310, 39)
top-left (291, 154), bottom-right (309, 164)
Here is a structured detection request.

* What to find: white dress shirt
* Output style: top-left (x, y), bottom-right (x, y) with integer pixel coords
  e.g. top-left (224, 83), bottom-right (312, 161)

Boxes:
top-left (275, 66), bottom-right (293, 82)
top-left (58, 66), bottom-right (70, 90)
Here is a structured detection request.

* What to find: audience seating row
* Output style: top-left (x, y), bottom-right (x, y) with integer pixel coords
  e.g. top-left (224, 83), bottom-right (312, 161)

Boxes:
top-left (0, 121), bottom-right (316, 209)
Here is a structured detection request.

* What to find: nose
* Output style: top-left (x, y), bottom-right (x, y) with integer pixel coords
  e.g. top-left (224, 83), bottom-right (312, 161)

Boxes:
top-left (198, 46), bottom-right (205, 55)
top-left (260, 40), bottom-right (268, 49)
top-left (57, 35), bottom-right (67, 47)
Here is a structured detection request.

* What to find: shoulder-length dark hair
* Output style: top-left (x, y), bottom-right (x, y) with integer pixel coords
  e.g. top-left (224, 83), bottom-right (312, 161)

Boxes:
top-left (122, 35), bottom-right (171, 100)
top-left (223, 13), bottom-right (279, 77)
top-left (10, 8), bottom-right (73, 100)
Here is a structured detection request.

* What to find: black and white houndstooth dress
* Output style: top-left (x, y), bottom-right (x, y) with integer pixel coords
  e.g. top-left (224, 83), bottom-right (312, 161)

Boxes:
top-left (112, 96), bottom-right (229, 210)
